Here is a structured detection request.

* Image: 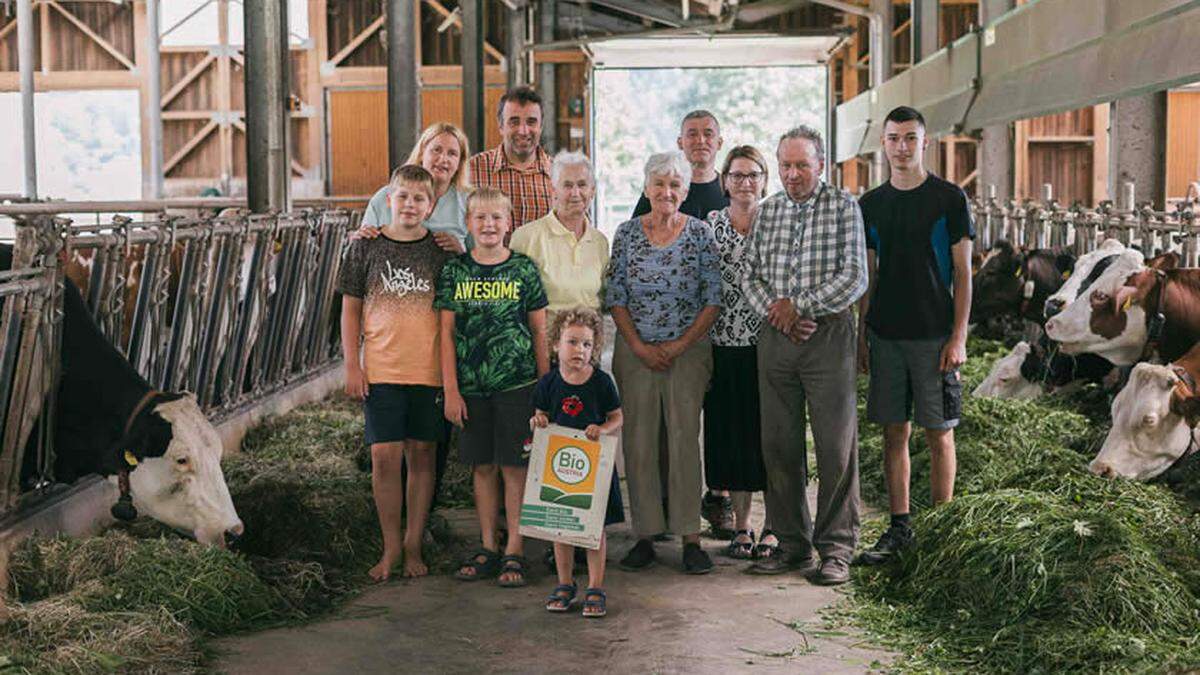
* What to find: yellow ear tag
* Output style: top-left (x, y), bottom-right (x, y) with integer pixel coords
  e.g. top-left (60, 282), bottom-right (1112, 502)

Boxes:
top-left (1121, 297), bottom-right (1132, 312)
top-left (123, 451), bottom-right (139, 467)
top-left (1061, 270), bottom-right (1070, 280)
top-left (1013, 269), bottom-right (1022, 278)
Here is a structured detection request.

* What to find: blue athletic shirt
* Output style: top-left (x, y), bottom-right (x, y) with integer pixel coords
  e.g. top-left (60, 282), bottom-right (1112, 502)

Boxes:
top-left (860, 174), bottom-right (974, 340)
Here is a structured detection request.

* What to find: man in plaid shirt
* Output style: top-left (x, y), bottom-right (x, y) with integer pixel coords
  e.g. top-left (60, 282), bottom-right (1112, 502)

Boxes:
top-left (741, 125), bottom-right (867, 586)
top-left (468, 86), bottom-right (554, 231)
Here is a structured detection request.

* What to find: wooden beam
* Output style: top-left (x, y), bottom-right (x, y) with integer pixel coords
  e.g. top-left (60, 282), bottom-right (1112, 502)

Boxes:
top-left (39, 0), bottom-right (51, 73)
top-left (1092, 103), bottom-right (1110, 204)
top-left (533, 49), bottom-right (586, 64)
top-left (163, 119), bottom-right (218, 174)
top-left (0, 69), bottom-right (140, 90)
top-left (327, 13), bottom-right (384, 68)
top-left (160, 53), bottom-right (215, 108)
top-left (958, 168), bottom-right (979, 189)
top-left (422, 0), bottom-right (504, 63)
top-left (216, 0), bottom-right (232, 181)
top-left (892, 17), bottom-right (911, 38)
top-left (1014, 119), bottom-right (1029, 200)
top-left (133, 0), bottom-right (152, 199)
top-left (47, 0), bottom-right (136, 70)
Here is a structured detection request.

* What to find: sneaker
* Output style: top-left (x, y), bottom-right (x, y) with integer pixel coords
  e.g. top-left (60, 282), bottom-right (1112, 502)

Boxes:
top-left (701, 492), bottom-right (735, 538)
top-left (745, 549), bottom-right (816, 576)
top-left (682, 542), bottom-right (714, 575)
top-left (852, 525), bottom-right (914, 566)
top-left (809, 557), bottom-right (850, 586)
top-left (619, 538), bottom-right (657, 571)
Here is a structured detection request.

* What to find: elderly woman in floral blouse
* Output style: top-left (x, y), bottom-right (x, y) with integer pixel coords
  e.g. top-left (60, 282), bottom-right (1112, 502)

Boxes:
top-left (704, 145), bottom-right (777, 561)
top-left (606, 150), bottom-right (721, 575)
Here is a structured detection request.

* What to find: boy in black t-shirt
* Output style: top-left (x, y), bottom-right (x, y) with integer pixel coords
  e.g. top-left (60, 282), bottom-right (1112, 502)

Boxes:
top-left (854, 106), bottom-right (974, 566)
top-left (531, 308), bottom-right (624, 618)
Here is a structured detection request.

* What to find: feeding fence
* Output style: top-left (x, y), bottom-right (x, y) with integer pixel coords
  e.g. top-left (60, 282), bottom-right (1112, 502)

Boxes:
top-left (0, 200), bottom-right (358, 513)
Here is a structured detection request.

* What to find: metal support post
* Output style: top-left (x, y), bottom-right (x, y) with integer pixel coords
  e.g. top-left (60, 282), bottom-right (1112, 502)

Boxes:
top-left (146, 0), bottom-right (164, 199)
top-left (18, 0), bottom-right (37, 200)
top-left (462, 0), bottom-right (486, 154)
top-left (244, 0), bottom-right (291, 212)
top-left (537, 0), bottom-right (557, 153)
top-left (387, 0), bottom-right (420, 170)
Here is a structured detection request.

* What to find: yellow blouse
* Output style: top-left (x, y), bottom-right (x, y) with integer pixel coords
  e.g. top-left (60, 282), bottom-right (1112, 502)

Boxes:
top-left (510, 210), bottom-right (610, 313)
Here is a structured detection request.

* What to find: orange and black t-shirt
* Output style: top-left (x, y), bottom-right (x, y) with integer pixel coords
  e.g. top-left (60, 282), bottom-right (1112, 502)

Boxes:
top-left (337, 232), bottom-right (452, 386)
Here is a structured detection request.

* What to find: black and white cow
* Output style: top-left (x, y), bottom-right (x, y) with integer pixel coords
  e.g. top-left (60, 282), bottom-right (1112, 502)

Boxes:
top-left (970, 240), bottom-right (1075, 326)
top-left (3, 245), bottom-right (243, 546)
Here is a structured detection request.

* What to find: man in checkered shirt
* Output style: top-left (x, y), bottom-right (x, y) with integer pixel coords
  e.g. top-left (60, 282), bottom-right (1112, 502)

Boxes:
top-left (468, 86), bottom-right (554, 232)
top-left (741, 125), bottom-right (867, 586)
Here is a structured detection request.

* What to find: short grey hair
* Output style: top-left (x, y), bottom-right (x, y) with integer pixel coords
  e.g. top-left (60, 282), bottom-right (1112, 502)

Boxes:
top-left (550, 150), bottom-right (594, 185)
top-left (779, 125), bottom-right (826, 162)
top-left (643, 151), bottom-right (692, 189)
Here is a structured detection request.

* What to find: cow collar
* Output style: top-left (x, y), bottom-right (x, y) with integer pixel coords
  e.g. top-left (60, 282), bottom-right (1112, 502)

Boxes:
top-left (1165, 366), bottom-right (1200, 474)
top-left (112, 389), bottom-right (161, 522)
top-left (1137, 270), bottom-right (1170, 363)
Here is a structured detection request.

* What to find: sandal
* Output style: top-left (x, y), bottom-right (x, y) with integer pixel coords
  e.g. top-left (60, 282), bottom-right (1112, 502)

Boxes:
top-left (454, 548), bottom-right (500, 581)
top-left (582, 588), bottom-right (607, 618)
top-left (497, 555), bottom-right (529, 588)
top-left (545, 584), bottom-right (577, 612)
top-left (726, 529), bottom-right (755, 559)
top-left (752, 529), bottom-right (780, 560)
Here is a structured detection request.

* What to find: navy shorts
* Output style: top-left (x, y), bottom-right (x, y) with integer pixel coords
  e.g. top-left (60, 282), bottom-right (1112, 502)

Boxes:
top-left (457, 384), bottom-right (536, 467)
top-left (363, 384), bottom-right (447, 445)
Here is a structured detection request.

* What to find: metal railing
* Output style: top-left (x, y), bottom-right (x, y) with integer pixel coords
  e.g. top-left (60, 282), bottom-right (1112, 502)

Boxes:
top-left (971, 181), bottom-right (1200, 267)
top-left (0, 204), bottom-right (358, 512)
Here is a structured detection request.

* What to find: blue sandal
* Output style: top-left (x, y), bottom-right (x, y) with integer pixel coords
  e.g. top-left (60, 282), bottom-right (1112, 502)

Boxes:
top-left (497, 555), bottom-right (529, 588)
top-left (454, 548), bottom-right (500, 581)
top-left (545, 584), bottom-right (577, 612)
top-left (582, 587), bottom-right (607, 618)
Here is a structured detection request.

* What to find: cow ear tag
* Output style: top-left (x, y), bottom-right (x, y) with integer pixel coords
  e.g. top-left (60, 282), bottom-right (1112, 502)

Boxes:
top-left (1023, 280), bottom-right (1036, 299)
top-left (123, 450), bottom-right (139, 467)
top-left (1121, 297), bottom-right (1132, 312)
top-left (1013, 269), bottom-right (1021, 278)
top-left (1061, 270), bottom-right (1070, 280)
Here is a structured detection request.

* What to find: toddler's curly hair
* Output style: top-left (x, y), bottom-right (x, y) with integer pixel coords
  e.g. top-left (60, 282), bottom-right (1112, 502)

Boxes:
top-left (549, 307), bottom-right (604, 366)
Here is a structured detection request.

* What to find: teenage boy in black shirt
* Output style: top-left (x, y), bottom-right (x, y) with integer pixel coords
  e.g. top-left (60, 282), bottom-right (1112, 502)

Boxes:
top-left (854, 106), bottom-right (974, 565)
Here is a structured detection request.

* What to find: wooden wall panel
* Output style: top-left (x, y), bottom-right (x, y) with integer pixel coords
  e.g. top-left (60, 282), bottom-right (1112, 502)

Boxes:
top-left (941, 3), bottom-right (977, 45)
top-left (419, 85), bottom-right (504, 152)
top-left (1028, 143), bottom-right (1093, 205)
top-left (327, 0), bottom-right (385, 67)
top-left (48, 2), bottom-right (135, 71)
top-left (329, 88), bottom-right (389, 196)
top-left (165, 119), bottom-right (222, 178)
top-left (1167, 91), bottom-right (1200, 200)
top-left (1028, 109), bottom-right (1093, 138)
top-left (162, 52), bottom-right (216, 111)
top-left (419, 0), bottom-right (506, 66)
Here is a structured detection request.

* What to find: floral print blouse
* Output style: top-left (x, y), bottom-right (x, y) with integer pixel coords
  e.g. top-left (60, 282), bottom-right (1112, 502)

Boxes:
top-left (604, 215), bottom-right (721, 343)
top-left (707, 208), bottom-right (761, 347)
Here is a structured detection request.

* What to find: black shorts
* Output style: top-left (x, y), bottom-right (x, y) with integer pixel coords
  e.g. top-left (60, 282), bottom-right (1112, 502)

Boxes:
top-left (457, 384), bottom-right (536, 467)
top-left (363, 384), bottom-right (447, 445)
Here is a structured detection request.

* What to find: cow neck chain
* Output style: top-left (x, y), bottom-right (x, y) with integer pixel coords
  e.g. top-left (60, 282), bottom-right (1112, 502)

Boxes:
top-left (1166, 366), bottom-right (1200, 474)
top-left (113, 389), bottom-right (161, 522)
top-left (1139, 270), bottom-right (1170, 363)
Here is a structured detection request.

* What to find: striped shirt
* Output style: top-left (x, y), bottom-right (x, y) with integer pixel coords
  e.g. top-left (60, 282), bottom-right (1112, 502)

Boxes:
top-left (468, 145), bottom-right (554, 229)
top-left (740, 181), bottom-right (868, 320)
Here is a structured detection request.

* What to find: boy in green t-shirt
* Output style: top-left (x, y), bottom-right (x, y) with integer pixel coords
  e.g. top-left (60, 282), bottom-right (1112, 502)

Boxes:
top-left (338, 165), bottom-right (452, 582)
top-left (435, 187), bottom-right (549, 588)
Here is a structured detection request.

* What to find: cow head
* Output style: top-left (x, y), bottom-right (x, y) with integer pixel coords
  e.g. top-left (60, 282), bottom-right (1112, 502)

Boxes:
top-left (1044, 252), bottom-right (1178, 365)
top-left (110, 394), bottom-right (244, 546)
top-left (970, 241), bottom-right (1023, 323)
top-left (973, 341), bottom-right (1042, 399)
top-left (1090, 363), bottom-right (1200, 480)
top-left (1043, 238), bottom-right (1128, 318)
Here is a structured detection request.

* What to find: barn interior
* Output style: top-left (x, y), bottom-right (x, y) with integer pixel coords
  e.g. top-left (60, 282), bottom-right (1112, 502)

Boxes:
top-left (1, 1), bottom-right (1200, 673)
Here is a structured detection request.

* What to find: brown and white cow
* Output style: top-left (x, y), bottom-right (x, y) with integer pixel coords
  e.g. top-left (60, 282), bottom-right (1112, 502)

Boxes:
top-left (1043, 250), bottom-right (1188, 365)
top-left (1090, 344), bottom-right (1200, 480)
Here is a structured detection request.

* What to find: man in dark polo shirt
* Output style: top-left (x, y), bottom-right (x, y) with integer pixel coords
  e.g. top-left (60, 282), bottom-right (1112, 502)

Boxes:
top-left (854, 106), bottom-right (974, 565)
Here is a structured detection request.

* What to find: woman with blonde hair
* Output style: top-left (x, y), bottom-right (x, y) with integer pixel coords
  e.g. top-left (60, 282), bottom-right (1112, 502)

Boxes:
top-left (360, 122), bottom-right (473, 253)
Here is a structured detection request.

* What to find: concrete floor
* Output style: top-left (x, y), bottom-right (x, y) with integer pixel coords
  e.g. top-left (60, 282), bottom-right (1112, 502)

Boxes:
top-left (213, 490), bottom-right (892, 675)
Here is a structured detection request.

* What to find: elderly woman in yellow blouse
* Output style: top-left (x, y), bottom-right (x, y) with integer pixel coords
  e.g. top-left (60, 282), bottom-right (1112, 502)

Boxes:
top-left (510, 151), bottom-right (608, 321)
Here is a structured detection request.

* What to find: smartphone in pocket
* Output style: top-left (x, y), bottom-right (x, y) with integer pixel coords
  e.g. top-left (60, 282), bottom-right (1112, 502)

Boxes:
top-left (942, 370), bottom-right (962, 421)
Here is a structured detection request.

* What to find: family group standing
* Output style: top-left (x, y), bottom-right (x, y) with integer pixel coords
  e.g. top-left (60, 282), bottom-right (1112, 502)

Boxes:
top-left (337, 83), bottom-right (975, 618)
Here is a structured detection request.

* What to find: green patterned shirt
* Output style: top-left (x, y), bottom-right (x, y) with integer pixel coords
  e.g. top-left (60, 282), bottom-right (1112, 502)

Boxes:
top-left (433, 251), bottom-right (548, 395)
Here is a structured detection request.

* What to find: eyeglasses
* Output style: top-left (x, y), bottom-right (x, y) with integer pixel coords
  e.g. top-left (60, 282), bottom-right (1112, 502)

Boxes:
top-left (727, 172), bottom-right (764, 184)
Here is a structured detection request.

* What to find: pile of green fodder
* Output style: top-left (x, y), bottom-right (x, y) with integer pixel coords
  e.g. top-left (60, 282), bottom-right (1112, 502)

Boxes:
top-left (845, 337), bottom-right (1200, 672)
top-left (0, 393), bottom-right (461, 674)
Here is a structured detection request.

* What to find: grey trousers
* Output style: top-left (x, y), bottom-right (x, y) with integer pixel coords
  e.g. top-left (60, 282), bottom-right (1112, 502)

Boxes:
top-left (757, 316), bottom-right (861, 563)
top-left (613, 334), bottom-right (712, 538)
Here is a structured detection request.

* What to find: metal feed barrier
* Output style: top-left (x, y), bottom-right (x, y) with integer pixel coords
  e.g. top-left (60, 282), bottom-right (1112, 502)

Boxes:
top-left (972, 181), bottom-right (1200, 267)
top-left (0, 203), bottom-right (357, 513)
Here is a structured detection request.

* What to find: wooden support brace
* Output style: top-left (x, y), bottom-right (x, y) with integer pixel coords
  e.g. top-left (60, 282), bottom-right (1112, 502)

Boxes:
top-left (160, 53), bottom-right (216, 108)
top-left (422, 0), bottom-right (504, 63)
top-left (327, 13), bottom-right (385, 68)
top-left (163, 120), bottom-right (218, 175)
top-left (47, 0), bottom-right (136, 70)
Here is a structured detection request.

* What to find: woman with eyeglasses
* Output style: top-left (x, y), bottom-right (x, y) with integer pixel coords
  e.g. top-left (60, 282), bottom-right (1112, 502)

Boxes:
top-left (703, 145), bottom-right (778, 562)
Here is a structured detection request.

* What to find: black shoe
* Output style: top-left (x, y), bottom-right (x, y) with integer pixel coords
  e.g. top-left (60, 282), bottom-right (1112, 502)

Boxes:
top-left (853, 525), bottom-right (914, 566)
top-left (682, 542), bottom-right (714, 575)
top-left (701, 492), bottom-right (735, 538)
top-left (745, 548), bottom-right (816, 575)
top-left (619, 539), bottom-right (657, 571)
